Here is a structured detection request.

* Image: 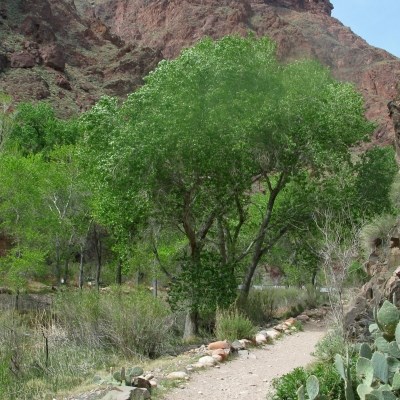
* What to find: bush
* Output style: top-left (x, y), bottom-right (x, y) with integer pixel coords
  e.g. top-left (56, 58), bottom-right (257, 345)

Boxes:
top-left (242, 289), bottom-right (275, 324)
top-left (54, 287), bottom-right (175, 358)
top-left (0, 309), bottom-right (114, 399)
top-left (271, 362), bottom-right (345, 400)
top-left (314, 330), bottom-right (347, 363)
top-left (272, 367), bottom-right (308, 400)
top-left (359, 214), bottom-right (397, 257)
top-left (241, 287), bottom-right (311, 324)
top-left (215, 308), bottom-right (256, 341)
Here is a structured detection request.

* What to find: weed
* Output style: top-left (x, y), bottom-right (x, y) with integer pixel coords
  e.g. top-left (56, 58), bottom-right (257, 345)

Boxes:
top-left (215, 308), bottom-right (256, 341)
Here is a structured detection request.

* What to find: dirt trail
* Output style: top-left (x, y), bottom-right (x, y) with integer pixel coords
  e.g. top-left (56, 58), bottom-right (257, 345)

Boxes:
top-left (163, 322), bottom-right (326, 400)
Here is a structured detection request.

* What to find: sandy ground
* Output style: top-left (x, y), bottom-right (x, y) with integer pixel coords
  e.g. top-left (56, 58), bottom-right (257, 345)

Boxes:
top-left (163, 322), bottom-right (326, 400)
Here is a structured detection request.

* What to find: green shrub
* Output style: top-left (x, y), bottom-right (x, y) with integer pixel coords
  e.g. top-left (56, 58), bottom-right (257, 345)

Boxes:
top-left (272, 367), bottom-right (308, 400)
top-left (215, 308), bottom-right (256, 341)
top-left (54, 287), bottom-right (175, 358)
top-left (242, 287), bottom-right (311, 324)
top-left (242, 289), bottom-right (275, 324)
top-left (272, 362), bottom-right (345, 400)
top-left (359, 214), bottom-right (397, 257)
top-left (303, 284), bottom-right (322, 309)
top-left (314, 330), bottom-right (347, 363)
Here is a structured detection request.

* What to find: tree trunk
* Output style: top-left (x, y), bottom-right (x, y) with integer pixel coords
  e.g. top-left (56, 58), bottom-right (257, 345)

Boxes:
top-left (95, 231), bottom-right (102, 290)
top-left (64, 258), bottom-right (69, 285)
top-left (55, 242), bottom-right (61, 284)
top-left (152, 278), bottom-right (158, 297)
top-left (116, 259), bottom-right (122, 285)
top-left (238, 243), bottom-right (263, 306)
top-left (237, 178), bottom-right (286, 305)
top-left (183, 310), bottom-right (199, 340)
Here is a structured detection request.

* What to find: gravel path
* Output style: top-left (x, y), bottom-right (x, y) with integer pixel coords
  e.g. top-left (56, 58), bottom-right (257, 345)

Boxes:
top-left (163, 322), bottom-right (325, 400)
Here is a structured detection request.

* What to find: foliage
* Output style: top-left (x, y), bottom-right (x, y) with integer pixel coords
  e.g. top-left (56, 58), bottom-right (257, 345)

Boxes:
top-left (215, 308), bottom-right (256, 342)
top-left (272, 363), bottom-right (347, 400)
top-left (314, 330), bottom-right (348, 363)
top-left (359, 214), bottom-right (398, 257)
top-left (80, 35), bottom-right (375, 325)
top-left (0, 310), bottom-right (113, 400)
top-left (353, 147), bottom-right (397, 219)
top-left (0, 146), bottom-right (91, 288)
top-left (6, 102), bottom-right (79, 155)
top-left (273, 367), bottom-right (309, 400)
top-left (168, 252), bottom-right (238, 315)
top-left (54, 288), bottom-right (175, 358)
top-left (241, 289), bottom-right (276, 324)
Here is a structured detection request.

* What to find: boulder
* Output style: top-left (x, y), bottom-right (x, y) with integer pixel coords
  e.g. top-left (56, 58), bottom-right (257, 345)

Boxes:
top-left (166, 371), bottom-right (189, 380)
top-left (190, 362), bottom-right (206, 370)
top-left (212, 354), bottom-right (223, 363)
top-left (101, 387), bottom-right (150, 400)
top-left (207, 340), bottom-right (230, 350)
top-left (285, 317), bottom-right (296, 326)
top-left (255, 333), bottom-right (268, 344)
top-left (239, 339), bottom-right (252, 347)
top-left (265, 329), bottom-right (280, 340)
top-left (296, 314), bottom-right (310, 322)
top-left (211, 348), bottom-right (229, 361)
top-left (131, 388), bottom-right (151, 400)
top-left (40, 44), bottom-right (65, 71)
top-left (56, 75), bottom-right (72, 90)
top-left (231, 340), bottom-right (245, 351)
top-left (10, 52), bottom-right (36, 68)
top-left (198, 355), bottom-right (217, 367)
top-left (20, 16), bottom-right (56, 43)
top-left (274, 323), bottom-right (289, 332)
top-left (133, 376), bottom-right (151, 391)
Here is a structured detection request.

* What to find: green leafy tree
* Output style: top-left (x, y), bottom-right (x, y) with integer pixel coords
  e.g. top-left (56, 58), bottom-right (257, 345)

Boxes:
top-left (80, 35), bottom-right (373, 335)
top-left (237, 58), bottom-right (373, 302)
top-left (6, 102), bottom-right (79, 155)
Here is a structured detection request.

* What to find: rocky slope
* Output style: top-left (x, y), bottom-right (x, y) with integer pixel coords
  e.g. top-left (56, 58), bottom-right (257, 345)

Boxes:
top-left (1, 0), bottom-right (399, 143)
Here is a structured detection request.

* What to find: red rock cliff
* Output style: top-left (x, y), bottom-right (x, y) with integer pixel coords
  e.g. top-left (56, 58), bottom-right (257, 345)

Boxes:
top-left (1, 0), bottom-right (399, 144)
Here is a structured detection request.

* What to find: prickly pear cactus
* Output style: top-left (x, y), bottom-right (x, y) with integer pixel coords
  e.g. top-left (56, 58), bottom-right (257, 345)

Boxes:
top-left (376, 301), bottom-right (400, 340)
top-left (297, 375), bottom-right (327, 400)
top-left (353, 300), bottom-right (400, 400)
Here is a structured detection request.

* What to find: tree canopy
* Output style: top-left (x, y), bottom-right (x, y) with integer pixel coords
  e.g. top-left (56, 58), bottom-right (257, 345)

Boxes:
top-left (80, 35), bottom-right (374, 335)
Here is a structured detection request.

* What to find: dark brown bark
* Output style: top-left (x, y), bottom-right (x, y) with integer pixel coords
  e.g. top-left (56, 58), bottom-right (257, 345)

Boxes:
top-left (238, 173), bottom-right (286, 305)
top-left (79, 246), bottom-right (84, 290)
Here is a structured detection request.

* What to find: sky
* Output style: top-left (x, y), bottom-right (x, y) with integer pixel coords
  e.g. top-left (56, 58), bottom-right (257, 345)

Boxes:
top-left (331, 0), bottom-right (400, 58)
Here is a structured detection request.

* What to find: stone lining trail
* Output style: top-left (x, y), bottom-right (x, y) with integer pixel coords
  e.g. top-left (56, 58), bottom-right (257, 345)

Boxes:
top-left (163, 322), bottom-right (325, 400)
